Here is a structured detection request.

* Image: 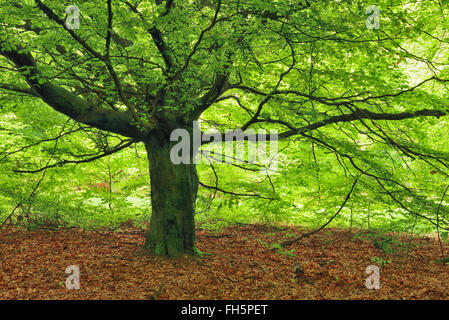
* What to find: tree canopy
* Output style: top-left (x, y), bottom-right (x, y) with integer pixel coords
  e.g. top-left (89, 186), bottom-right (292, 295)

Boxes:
top-left (1, 0), bottom-right (449, 256)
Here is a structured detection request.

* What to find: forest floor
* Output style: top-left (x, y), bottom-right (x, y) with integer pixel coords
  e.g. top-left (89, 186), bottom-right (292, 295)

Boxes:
top-left (0, 223), bottom-right (448, 299)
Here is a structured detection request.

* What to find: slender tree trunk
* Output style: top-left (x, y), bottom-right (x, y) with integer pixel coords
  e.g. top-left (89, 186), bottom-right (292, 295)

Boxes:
top-left (143, 133), bottom-right (199, 256)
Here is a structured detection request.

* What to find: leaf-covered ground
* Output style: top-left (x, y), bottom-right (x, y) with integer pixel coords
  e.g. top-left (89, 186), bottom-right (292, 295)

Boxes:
top-left (1, 224), bottom-right (448, 299)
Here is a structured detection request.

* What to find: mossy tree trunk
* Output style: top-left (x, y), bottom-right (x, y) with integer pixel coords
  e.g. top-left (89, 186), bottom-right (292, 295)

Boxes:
top-left (143, 132), bottom-right (199, 256)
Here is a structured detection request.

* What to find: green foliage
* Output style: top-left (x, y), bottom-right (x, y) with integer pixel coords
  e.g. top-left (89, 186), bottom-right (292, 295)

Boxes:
top-left (371, 256), bottom-right (392, 268)
top-left (1, 0), bottom-right (449, 241)
top-left (269, 242), bottom-right (283, 251)
top-left (276, 249), bottom-right (297, 257)
top-left (256, 240), bottom-right (296, 257)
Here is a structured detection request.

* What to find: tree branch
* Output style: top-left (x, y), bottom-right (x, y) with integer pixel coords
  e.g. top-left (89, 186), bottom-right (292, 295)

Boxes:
top-left (0, 42), bottom-right (143, 140)
top-left (281, 177), bottom-right (359, 247)
top-left (14, 139), bottom-right (135, 174)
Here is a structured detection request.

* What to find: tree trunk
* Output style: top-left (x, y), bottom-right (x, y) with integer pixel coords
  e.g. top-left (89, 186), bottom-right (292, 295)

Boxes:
top-left (143, 133), bottom-right (198, 256)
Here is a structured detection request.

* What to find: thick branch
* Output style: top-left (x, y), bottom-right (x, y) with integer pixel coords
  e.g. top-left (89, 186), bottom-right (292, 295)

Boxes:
top-left (202, 107), bottom-right (447, 144)
top-left (277, 108), bottom-right (447, 139)
top-left (0, 42), bottom-right (143, 140)
top-left (34, 0), bottom-right (148, 131)
top-left (124, 1), bottom-right (174, 72)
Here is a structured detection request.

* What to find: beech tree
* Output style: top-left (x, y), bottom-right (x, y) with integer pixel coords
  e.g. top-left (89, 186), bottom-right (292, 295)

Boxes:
top-left (1, 0), bottom-right (449, 256)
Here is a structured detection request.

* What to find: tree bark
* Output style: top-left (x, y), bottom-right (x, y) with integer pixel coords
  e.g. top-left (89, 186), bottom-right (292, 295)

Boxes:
top-left (143, 133), bottom-right (198, 256)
